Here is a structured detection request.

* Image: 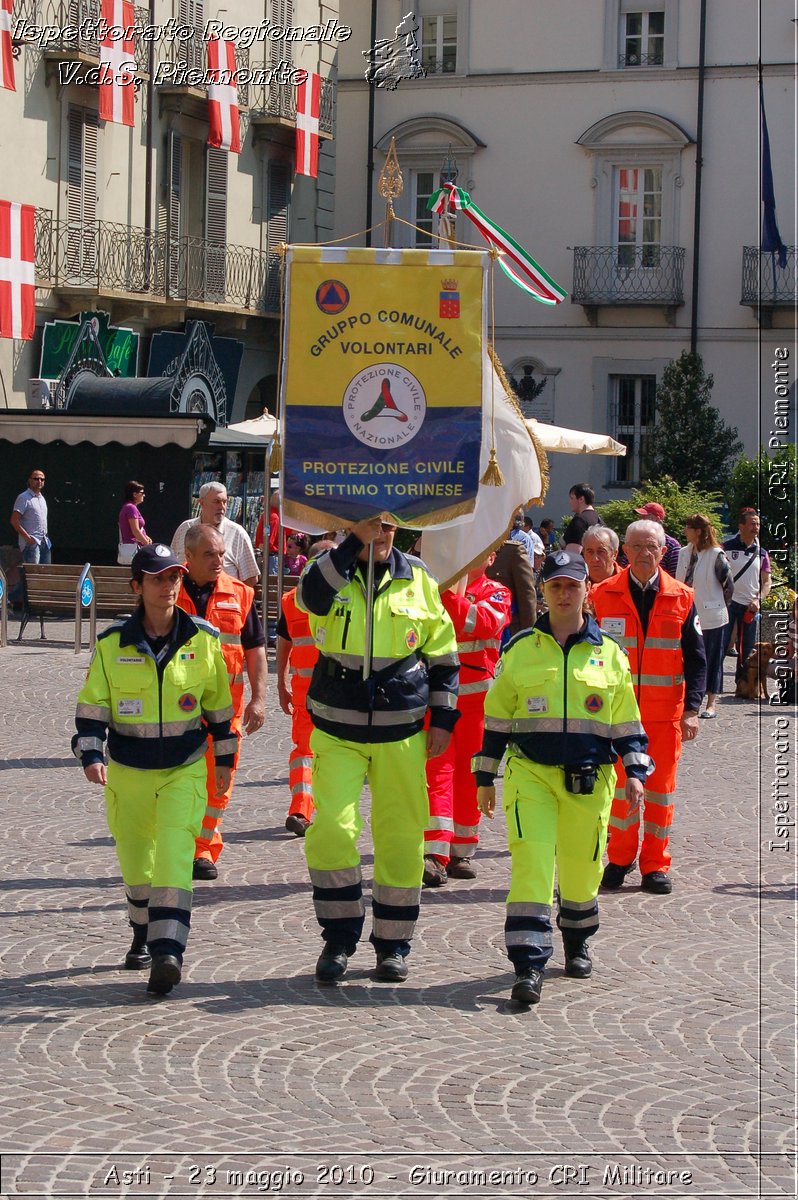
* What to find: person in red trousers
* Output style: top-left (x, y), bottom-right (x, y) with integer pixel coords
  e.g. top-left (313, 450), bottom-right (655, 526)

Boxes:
top-left (423, 553), bottom-right (511, 885)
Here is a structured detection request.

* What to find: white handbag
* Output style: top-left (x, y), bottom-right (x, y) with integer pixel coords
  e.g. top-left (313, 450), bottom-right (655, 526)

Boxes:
top-left (117, 542), bottom-right (137, 565)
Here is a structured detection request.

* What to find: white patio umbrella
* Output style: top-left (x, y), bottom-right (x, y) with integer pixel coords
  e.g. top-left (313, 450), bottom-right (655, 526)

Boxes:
top-left (526, 418), bottom-right (626, 456)
top-left (227, 411), bottom-right (278, 438)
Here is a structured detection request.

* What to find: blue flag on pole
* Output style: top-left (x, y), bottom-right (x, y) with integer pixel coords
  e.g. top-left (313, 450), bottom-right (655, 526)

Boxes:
top-left (760, 78), bottom-right (788, 269)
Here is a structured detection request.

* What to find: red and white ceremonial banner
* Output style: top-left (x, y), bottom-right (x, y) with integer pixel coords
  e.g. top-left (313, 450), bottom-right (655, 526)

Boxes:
top-left (207, 35), bottom-right (240, 153)
top-left (0, 0), bottom-right (15, 92)
top-left (295, 72), bottom-right (321, 178)
top-left (0, 200), bottom-right (35, 341)
top-left (98, 0), bottom-right (135, 126)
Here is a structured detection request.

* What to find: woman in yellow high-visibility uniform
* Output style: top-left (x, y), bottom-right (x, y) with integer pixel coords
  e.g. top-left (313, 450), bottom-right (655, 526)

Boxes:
top-left (474, 552), bottom-right (650, 1007)
top-left (72, 544), bottom-right (237, 997)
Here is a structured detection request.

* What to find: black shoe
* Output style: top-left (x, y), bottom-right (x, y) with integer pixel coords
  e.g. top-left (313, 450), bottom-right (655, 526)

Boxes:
top-left (374, 951), bottom-right (409, 982)
top-left (641, 870), bottom-right (672, 894)
top-left (510, 967), bottom-right (544, 1006)
top-left (422, 855), bottom-right (447, 887)
top-left (285, 813), bottom-right (311, 837)
top-left (192, 857), bottom-right (218, 881)
top-left (601, 860), bottom-right (635, 890)
top-left (315, 945), bottom-right (349, 983)
top-left (563, 938), bottom-right (592, 978)
top-left (124, 933), bottom-right (151, 970)
top-left (147, 955), bottom-right (182, 995)
top-left (446, 856), bottom-right (477, 880)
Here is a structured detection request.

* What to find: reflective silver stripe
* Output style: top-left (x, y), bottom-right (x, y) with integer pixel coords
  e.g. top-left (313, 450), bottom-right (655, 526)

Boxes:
top-left (292, 635), bottom-right (315, 647)
top-left (560, 897), bottom-right (597, 911)
top-left (126, 884), bottom-right (150, 902)
top-left (615, 636), bottom-right (636, 648)
top-left (203, 801), bottom-right (225, 819)
top-left (290, 665), bottom-right (314, 677)
top-left (611, 720), bottom-right (647, 738)
top-left (77, 736), bottom-right (105, 753)
top-left (643, 820), bottom-right (672, 839)
top-left (459, 638), bottom-right (500, 653)
top-left (622, 752), bottom-right (650, 770)
top-left (151, 886), bottom-right (192, 909)
top-left (184, 743), bottom-right (207, 765)
top-left (609, 811), bottom-right (640, 831)
top-left (372, 917), bottom-right (416, 940)
top-left (228, 673), bottom-right (245, 686)
top-left (459, 680), bottom-right (491, 696)
top-left (558, 912), bottom-right (598, 929)
top-left (645, 636), bottom-right (681, 650)
top-left (484, 715), bottom-right (513, 733)
top-left (292, 755), bottom-right (313, 769)
top-left (109, 718), bottom-right (203, 738)
top-left (314, 899), bottom-right (366, 919)
top-left (290, 781), bottom-right (312, 797)
top-left (205, 704), bottom-right (235, 722)
top-left (426, 652), bottom-right (459, 667)
top-left (219, 632), bottom-right (242, 646)
top-left (425, 838), bottom-right (450, 856)
top-left (463, 603), bottom-right (478, 634)
top-left (318, 553), bottom-right (349, 592)
top-left (426, 815), bottom-right (454, 831)
top-left (472, 755), bottom-right (501, 775)
top-left (76, 702), bottom-right (111, 722)
top-left (147, 919), bottom-right (189, 948)
top-left (506, 902), bottom-right (551, 918)
top-left (453, 822), bottom-right (478, 838)
top-left (321, 649), bottom-right (417, 672)
top-left (645, 789), bottom-right (675, 806)
top-left (639, 673), bottom-right (684, 687)
top-left (214, 737), bottom-right (238, 757)
top-left (309, 866), bottom-right (362, 889)
top-left (567, 718), bottom-right (614, 737)
top-left (308, 700), bottom-right (427, 726)
top-left (505, 929), bottom-right (553, 947)
top-left (373, 882), bottom-right (420, 908)
top-left (429, 690), bottom-right (457, 709)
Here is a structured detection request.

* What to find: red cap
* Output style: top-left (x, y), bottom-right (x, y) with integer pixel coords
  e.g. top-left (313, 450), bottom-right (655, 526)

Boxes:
top-left (634, 502), bottom-right (666, 521)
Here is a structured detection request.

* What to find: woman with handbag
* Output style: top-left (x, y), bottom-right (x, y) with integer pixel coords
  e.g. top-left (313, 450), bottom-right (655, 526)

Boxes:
top-left (118, 481), bottom-right (152, 564)
top-left (676, 513), bottom-right (734, 718)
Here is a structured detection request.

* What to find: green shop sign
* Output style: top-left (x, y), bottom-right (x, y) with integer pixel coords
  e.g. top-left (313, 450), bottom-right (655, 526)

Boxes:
top-left (39, 311), bottom-right (139, 380)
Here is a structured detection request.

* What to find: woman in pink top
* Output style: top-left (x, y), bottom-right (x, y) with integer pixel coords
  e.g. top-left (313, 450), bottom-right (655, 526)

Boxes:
top-left (118, 481), bottom-right (152, 564)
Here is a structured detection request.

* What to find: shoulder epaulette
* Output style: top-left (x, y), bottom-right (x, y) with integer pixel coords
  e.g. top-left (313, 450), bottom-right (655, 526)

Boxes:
top-left (191, 616), bottom-right (221, 639)
top-left (502, 627), bottom-right (539, 654)
top-left (97, 620), bottom-right (127, 643)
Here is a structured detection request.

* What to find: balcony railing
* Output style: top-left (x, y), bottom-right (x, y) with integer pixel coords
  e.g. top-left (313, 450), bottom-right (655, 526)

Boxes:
top-left (572, 245), bottom-right (685, 306)
top-left (618, 51), bottom-right (664, 67)
top-left (154, 34), bottom-right (251, 108)
top-left (41, 0), bottom-right (150, 73)
top-left (250, 71), bottom-right (335, 135)
top-left (741, 246), bottom-right (797, 307)
top-left (34, 211), bottom-right (281, 315)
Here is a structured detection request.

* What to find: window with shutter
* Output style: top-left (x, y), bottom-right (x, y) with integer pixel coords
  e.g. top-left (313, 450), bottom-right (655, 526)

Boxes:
top-left (177, 0), bottom-right (204, 72)
top-left (265, 159), bottom-right (290, 309)
top-left (161, 130), bottom-right (183, 296)
top-left (268, 0), bottom-right (294, 117)
top-left (66, 106), bottom-right (99, 285)
top-left (204, 146), bottom-right (228, 302)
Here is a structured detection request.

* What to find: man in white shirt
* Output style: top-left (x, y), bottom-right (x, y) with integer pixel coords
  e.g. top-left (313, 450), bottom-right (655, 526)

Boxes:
top-left (11, 469), bottom-right (51, 564)
top-left (171, 482), bottom-right (259, 587)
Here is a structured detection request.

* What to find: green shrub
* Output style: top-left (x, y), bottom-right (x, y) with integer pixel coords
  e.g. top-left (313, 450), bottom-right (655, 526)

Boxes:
top-left (594, 477), bottom-right (725, 542)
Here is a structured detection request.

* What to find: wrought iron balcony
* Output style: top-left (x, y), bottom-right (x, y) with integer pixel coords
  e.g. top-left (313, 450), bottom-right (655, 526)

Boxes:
top-left (41, 0), bottom-right (150, 74)
top-left (34, 212), bottom-right (281, 316)
top-left (741, 246), bottom-right (796, 317)
top-left (618, 51), bottom-right (664, 67)
top-left (154, 35), bottom-right (251, 109)
top-left (250, 71), bottom-right (335, 137)
top-left (572, 245), bottom-right (685, 314)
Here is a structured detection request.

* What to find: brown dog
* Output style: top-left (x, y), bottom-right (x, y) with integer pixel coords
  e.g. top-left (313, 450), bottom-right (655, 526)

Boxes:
top-left (735, 641), bottom-right (775, 699)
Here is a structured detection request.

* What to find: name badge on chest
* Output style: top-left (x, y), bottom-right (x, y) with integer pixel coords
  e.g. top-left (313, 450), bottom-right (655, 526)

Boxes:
top-left (527, 696), bottom-right (548, 713)
top-left (117, 697), bottom-right (143, 717)
top-left (600, 617), bottom-right (625, 636)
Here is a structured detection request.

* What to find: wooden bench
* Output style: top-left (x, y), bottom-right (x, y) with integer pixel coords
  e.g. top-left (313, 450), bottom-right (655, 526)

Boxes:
top-left (17, 563), bottom-right (136, 646)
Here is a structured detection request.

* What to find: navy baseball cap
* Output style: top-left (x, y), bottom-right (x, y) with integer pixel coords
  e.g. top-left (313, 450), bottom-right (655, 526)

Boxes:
top-left (541, 550), bottom-right (588, 583)
top-left (131, 544), bottom-right (187, 580)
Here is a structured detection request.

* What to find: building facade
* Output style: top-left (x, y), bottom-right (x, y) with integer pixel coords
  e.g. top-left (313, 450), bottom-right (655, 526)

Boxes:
top-left (333, 0), bottom-right (796, 507)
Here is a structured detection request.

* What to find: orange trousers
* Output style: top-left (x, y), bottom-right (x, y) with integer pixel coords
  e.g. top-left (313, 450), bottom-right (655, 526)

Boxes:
top-left (425, 699), bottom-right (484, 864)
top-left (195, 714), bottom-right (241, 864)
top-left (287, 683), bottom-right (315, 822)
top-left (607, 718), bottom-right (681, 875)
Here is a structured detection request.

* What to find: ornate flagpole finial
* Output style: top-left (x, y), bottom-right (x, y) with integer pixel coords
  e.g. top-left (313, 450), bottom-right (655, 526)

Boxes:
top-left (378, 137), bottom-right (404, 247)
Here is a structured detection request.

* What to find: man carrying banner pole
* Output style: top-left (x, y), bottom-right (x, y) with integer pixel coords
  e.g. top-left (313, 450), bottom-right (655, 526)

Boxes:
top-left (297, 515), bottom-right (460, 984)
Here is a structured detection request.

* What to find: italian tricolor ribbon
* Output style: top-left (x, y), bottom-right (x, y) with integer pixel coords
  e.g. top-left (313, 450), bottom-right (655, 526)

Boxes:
top-left (429, 183), bottom-right (567, 305)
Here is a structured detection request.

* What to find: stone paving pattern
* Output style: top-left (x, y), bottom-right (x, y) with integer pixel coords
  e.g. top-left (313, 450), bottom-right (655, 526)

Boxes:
top-left (0, 621), bottom-right (795, 1199)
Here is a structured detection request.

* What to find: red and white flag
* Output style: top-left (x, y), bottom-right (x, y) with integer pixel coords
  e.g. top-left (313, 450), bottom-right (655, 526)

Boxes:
top-left (98, 0), bottom-right (136, 126)
top-left (207, 35), bottom-right (240, 153)
top-left (0, 200), bottom-right (35, 341)
top-left (0, 0), bottom-right (15, 92)
top-left (295, 72), bottom-right (321, 178)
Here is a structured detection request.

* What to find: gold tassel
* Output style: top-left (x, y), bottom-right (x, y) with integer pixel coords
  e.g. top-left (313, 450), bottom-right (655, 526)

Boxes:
top-left (480, 446), bottom-right (505, 487)
top-left (269, 435), bottom-right (282, 472)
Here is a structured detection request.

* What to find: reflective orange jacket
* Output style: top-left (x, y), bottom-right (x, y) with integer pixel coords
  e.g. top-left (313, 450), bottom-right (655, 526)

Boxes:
top-left (178, 572), bottom-right (253, 716)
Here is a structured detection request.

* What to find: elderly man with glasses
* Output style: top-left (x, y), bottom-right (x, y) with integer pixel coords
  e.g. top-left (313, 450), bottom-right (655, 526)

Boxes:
top-left (590, 519), bottom-right (706, 895)
top-left (297, 515), bottom-right (459, 985)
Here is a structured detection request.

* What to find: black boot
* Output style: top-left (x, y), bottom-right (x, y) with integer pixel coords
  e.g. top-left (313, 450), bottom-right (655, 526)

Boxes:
top-left (562, 936), bottom-right (592, 978)
top-left (147, 955), bottom-right (182, 995)
top-left (510, 966), bottom-right (544, 1005)
top-left (124, 927), bottom-right (151, 970)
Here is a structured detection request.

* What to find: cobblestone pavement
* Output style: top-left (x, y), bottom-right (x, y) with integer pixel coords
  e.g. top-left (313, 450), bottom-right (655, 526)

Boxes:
top-left (0, 621), bottom-right (795, 1199)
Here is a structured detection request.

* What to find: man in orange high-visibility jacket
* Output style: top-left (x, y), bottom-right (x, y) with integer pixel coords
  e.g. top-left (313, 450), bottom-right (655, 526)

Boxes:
top-left (423, 554), bottom-right (511, 885)
top-left (178, 524), bottom-right (267, 880)
top-left (591, 519), bottom-right (706, 895)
